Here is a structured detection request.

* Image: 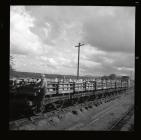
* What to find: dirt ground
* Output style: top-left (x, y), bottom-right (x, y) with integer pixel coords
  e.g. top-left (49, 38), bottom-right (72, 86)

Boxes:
top-left (11, 89), bottom-right (134, 131)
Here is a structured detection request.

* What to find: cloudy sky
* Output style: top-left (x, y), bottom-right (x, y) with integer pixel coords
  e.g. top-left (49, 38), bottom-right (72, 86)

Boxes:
top-left (10, 6), bottom-right (135, 77)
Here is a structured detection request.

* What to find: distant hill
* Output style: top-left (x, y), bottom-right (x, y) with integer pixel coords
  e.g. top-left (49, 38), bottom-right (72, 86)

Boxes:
top-left (10, 71), bottom-right (128, 81)
top-left (10, 71), bottom-right (95, 79)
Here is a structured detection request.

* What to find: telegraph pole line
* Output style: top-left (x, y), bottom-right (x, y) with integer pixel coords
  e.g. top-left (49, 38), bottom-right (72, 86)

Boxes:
top-left (75, 42), bottom-right (85, 80)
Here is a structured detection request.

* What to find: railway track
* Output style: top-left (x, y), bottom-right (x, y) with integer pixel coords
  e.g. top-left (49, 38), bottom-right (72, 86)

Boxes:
top-left (9, 92), bottom-right (123, 129)
top-left (109, 105), bottom-right (134, 131)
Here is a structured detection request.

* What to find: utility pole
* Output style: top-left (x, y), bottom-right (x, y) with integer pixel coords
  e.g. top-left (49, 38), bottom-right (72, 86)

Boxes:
top-left (75, 42), bottom-right (85, 80)
top-left (130, 71), bottom-right (133, 80)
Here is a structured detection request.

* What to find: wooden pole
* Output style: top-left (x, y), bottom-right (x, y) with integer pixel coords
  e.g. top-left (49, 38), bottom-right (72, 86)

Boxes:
top-left (75, 43), bottom-right (85, 80)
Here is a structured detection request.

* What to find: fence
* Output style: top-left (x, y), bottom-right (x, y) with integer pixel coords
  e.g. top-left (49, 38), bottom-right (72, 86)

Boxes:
top-left (10, 78), bottom-right (129, 95)
top-left (45, 80), bottom-right (128, 95)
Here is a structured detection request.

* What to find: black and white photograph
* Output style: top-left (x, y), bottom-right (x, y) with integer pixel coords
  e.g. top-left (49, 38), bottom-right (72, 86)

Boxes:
top-left (9, 6), bottom-right (135, 131)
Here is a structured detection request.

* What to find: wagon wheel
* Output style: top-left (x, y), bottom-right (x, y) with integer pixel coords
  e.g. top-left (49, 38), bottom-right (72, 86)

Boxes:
top-left (71, 97), bottom-right (80, 105)
top-left (52, 100), bottom-right (65, 110)
top-left (78, 97), bottom-right (84, 104)
top-left (93, 94), bottom-right (100, 105)
top-left (87, 95), bottom-right (92, 102)
top-left (70, 98), bottom-right (75, 105)
top-left (81, 95), bottom-right (90, 103)
top-left (45, 103), bottom-right (56, 112)
top-left (79, 95), bottom-right (88, 104)
top-left (75, 97), bottom-right (80, 105)
top-left (90, 95), bottom-right (96, 101)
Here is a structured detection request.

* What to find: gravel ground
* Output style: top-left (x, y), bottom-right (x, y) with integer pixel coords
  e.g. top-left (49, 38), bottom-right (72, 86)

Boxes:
top-left (120, 113), bottom-right (134, 131)
top-left (10, 89), bottom-right (134, 130)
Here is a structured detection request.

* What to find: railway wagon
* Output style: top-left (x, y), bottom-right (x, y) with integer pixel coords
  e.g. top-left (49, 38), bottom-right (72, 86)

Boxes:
top-left (9, 78), bottom-right (129, 117)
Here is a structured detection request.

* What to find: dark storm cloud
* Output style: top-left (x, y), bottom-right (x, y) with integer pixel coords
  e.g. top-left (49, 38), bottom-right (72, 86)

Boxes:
top-left (87, 52), bottom-right (134, 69)
top-left (83, 7), bottom-right (135, 53)
top-left (26, 6), bottom-right (135, 53)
